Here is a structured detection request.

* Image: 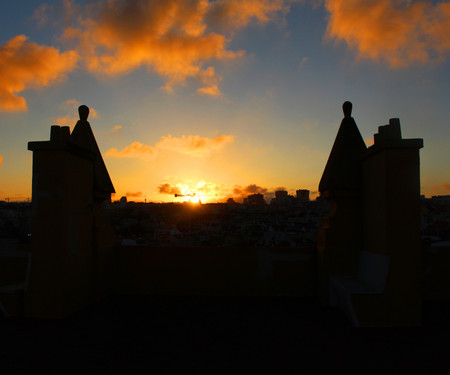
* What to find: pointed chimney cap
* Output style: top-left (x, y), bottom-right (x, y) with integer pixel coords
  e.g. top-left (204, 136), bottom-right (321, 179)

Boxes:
top-left (78, 105), bottom-right (89, 122)
top-left (343, 101), bottom-right (352, 118)
top-left (318, 101), bottom-right (367, 193)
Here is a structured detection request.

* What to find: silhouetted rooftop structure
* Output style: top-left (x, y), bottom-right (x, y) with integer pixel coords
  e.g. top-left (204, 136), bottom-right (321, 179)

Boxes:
top-left (319, 101), bottom-right (367, 194)
top-left (71, 105), bottom-right (115, 198)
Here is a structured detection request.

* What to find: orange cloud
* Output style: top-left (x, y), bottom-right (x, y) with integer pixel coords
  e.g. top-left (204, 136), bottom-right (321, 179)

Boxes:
top-left (0, 35), bottom-right (77, 112)
top-left (197, 84), bottom-right (222, 96)
top-left (443, 183), bottom-right (450, 191)
top-left (106, 134), bottom-right (234, 159)
top-left (0, 155), bottom-right (3, 165)
top-left (105, 141), bottom-right (155, 160)
top-left (325, 0), bottom-right (450, 67)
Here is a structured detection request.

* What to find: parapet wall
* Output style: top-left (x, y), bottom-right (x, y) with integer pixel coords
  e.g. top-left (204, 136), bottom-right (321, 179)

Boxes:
top-left (114, 245), bottom-right (316, 297)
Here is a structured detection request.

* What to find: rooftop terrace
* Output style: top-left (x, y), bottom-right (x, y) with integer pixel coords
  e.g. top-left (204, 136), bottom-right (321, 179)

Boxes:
top-left (2, 296), bottom-right (450, 372)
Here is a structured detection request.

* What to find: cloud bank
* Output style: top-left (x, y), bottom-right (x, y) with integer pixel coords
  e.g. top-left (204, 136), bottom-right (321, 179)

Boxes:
top-left (109, 125), bottom-right (123, 134)
top-left (63, 0), bottom-right (289, 95)
top-left (3, 0), bottom-right (450, 111)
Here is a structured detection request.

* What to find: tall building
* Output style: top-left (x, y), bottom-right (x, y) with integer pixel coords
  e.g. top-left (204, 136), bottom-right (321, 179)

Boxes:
top-left (296, 189), bottom-right (310, 202)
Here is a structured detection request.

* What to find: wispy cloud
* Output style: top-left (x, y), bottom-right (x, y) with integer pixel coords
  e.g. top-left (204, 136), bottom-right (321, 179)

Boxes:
top-left (109, 125), bottom-right (123, 135)
top-left (106, 134), bottom-right (234, 159)
top-left (0, 35), bottom-right (77, 112)
top-left (207, 0), bottom-right (290, 31)
top-left (0, 155), bottom-right (3, 165)
top-left (298, 56), bottom-right (308, 69)
top-left (443, 183), bottom-right (450, 191)
top-left (197, 84), bottom-right (222, 96)
top-left (325, 0), bottom-right (450, 67)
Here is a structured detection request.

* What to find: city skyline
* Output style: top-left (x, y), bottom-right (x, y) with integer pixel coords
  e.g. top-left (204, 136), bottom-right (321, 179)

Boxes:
top-left (1, 1), bottom-right (449, 203)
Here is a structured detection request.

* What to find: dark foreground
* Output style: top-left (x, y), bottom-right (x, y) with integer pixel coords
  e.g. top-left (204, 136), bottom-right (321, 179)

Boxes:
top-left (2, 296), bottom-right (450, 373)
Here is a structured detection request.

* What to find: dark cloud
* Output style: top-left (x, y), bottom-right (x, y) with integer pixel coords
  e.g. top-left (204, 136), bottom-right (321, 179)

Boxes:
top-left (158, 183), bottom-right (181, 195)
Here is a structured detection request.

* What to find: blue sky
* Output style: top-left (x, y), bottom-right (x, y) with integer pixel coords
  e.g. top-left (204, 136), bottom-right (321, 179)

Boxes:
top-left (0, 0), bottom-right (449, 202)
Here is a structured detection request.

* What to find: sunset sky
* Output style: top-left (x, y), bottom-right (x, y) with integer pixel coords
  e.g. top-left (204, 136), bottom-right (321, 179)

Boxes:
top-left (0, 0), bottom-right (449, 203)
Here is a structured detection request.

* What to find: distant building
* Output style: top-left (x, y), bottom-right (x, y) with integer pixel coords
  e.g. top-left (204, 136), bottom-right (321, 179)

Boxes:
top-left (296, 189), bottom-right (310, 202)
top-left (275, 190), bottom-right (288, 199)
top-left (244, 193), bottom-right (265, 206)
top-left (431, 195), bottom-right (450, 202)
top-left (271, 190), bottom-right (295, 206)
top-left (226, 198), bottom-right (237, 205)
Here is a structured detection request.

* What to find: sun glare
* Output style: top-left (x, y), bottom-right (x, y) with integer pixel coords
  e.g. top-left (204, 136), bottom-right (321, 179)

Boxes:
top-left (174, 180), bottom-right (218, 204)
top-left (188, 196), bottom-right (201, 204)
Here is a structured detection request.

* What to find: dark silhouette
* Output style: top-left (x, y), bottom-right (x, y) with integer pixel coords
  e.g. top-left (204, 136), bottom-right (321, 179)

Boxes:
top-left (2, 101), bottom-right (450, 372)
top-left (318, 102), bottom-right (424, 326)
top-left (319, 101), bottom-right (367, 193)
top-left (25, 105), bottom-right (116, 318)
top-left (1, 102), bottom-right (445, 327)
top-left (71, 105), bottom-right (115, 197)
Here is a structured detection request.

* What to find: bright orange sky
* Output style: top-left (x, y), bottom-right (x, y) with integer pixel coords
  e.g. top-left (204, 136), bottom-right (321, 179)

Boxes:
top-left (1, 1), bottom-right (449, 202)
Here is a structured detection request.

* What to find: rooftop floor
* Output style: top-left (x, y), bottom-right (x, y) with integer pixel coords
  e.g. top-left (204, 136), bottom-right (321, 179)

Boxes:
top-left (2, 296), bottom-right (450, 372)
